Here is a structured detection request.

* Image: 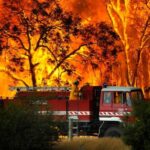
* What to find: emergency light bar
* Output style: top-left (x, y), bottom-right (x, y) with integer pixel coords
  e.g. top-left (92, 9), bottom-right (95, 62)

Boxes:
top-left (9, 86), bottom-right (70, 91)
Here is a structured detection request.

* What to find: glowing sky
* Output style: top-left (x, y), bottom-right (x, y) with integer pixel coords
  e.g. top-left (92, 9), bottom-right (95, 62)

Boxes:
top-left (61, 0), bottom-right (110, 22)
top-left (0, 0), bottom-right (149, 98)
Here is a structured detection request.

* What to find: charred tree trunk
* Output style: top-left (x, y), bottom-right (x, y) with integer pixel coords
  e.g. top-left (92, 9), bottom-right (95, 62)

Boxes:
top-left (28, 55), bottom-right (37, 87)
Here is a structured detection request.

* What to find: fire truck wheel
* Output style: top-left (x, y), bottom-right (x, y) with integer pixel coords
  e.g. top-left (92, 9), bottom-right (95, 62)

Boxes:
top-left (104, 127), bottom-right (122, 137)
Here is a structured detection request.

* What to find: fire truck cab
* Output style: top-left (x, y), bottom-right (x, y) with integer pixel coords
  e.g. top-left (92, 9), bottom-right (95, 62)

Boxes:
top-left (97, 86), bottom-right (143, 136)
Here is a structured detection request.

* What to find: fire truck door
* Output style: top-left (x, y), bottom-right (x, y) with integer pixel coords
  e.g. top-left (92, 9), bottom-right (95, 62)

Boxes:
top-left (112, 92), bottom-right (131, 114)
top-left (100, 91), bottom-right (113, 114)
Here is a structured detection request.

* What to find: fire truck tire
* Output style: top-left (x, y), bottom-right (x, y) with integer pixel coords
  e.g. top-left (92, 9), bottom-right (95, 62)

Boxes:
top-left (104, 127), bottom-right (122, 137)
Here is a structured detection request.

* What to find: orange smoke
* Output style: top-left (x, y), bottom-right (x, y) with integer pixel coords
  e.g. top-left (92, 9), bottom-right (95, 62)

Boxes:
top-left (61, 0), bottom-right (110, 23)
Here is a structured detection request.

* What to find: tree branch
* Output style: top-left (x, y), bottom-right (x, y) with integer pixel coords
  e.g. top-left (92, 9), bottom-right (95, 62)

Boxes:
top-left (38, 45), bottom-right (58, 61)
top-left (20, 11), bottom-right (32, 51)
top-left (6, 33), bottom-right (28, 51)
top-left (35, 25), bottom-right (62, 51)
top-left (0, 69), bottom-right (29, 87)
top-left (140, 16), bottom-right (150, 49)
top-left (46, 43), bottom-right (94, 79)
top-left (132, 16), bottom-right (150, 85)
top-left (33, 62), bottom-right (40, 68)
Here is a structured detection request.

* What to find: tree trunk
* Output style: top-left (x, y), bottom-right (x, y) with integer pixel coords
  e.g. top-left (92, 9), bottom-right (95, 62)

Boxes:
top-left (28, 55), bottom-right (37, 87)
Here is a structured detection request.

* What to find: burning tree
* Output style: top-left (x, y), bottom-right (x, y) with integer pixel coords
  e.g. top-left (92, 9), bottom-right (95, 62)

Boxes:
top-left (0, 0), bottom-right (122, 88)
top-left (0, 0), bottom-right (84, 87)
top-left (77, 22), bottom-right (123, 85)
top-left (107, 0), bottom-right (150, 88)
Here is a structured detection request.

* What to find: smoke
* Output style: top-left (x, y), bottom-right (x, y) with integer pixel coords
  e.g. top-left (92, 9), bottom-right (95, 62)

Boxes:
top-left (61, 0), bottom-right (110, 23)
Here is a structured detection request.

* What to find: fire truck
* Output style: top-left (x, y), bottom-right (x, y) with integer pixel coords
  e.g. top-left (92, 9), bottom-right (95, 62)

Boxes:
top-left (2, 85), bottom-right (144, 137)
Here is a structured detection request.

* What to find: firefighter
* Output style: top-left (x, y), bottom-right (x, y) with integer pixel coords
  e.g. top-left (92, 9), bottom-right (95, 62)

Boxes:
top-left (79, 83), bottom-right (90, 99)
top-left (69, 80), bottom-right (79, 100)
top-left (114, 92), bottom-right (122, 104)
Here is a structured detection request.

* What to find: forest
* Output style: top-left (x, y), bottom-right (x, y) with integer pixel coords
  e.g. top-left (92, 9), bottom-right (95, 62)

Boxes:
top-left (0, 0), bottom-right (149, 98)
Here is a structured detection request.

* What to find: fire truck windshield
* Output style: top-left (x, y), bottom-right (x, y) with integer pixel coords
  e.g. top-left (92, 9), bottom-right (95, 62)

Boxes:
top-left (130, 90), bottom-right (143, 101)
top-left (125, 90), bottom-right (143, 106)
top-left (102, 86), bottom-right (143, 107)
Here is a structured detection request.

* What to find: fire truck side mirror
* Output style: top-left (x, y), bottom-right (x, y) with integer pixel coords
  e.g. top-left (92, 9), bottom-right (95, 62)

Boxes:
top-left (79, 92), bottom-right (82, 100)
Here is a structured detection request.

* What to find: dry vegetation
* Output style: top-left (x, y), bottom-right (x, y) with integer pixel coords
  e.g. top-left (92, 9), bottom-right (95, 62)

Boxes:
top-left (54, 136), bottom-right (131, 150)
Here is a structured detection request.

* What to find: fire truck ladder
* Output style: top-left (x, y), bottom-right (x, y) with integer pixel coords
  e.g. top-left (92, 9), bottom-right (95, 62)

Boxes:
top-left (9, 86), bottom-right (70, 91)
top-left (72, 119), bottom-right (79, 136)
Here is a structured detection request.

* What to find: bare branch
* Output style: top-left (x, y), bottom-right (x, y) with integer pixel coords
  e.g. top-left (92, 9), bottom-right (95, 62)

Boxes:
top-left (35, 32), bottom-right (45, 51)
top-left (33, 62), bottom-right (40, 68)
top-left (46, 43), bottom-right (95, 79)
top-left (38, 45), bottom-right (58, 61)
top-left (35, 25), bottom-right (62, 51)
top-left (132, 16), bottom-right (150, 85)
top-left (19, 11), bottom-right (32, 50)
top-left (140, 16), bottom-right (150, 49)
top-left (0, 69), bottom-right (29, 87)
top-left (6, 33), bottom-right (28, 51)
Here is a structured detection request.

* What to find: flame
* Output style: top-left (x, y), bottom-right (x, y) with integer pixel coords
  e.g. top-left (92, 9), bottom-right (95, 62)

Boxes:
top-left (0, 0), bottom-right (149, 98)
top-left (60, 0), bottom-right (110, 23)
top-left (107, 0), bottom-right (150, 87)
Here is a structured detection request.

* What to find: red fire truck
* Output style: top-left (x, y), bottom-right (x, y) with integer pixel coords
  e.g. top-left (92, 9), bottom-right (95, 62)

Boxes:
top-left (3, 85), bottom-right (144, 137)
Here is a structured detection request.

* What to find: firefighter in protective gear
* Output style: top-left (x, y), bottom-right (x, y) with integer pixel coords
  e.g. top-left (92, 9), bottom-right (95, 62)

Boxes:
top-left (69, 80), bottom-right (79, 100)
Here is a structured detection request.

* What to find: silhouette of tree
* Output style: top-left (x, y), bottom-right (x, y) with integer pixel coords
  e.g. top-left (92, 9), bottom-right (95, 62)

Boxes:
top-left (0, 0), bottom-right (122, 87)
top-left (0, 0), bottom-right (87, 87)
top-left (78, 22), bottom-right (123, 84)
